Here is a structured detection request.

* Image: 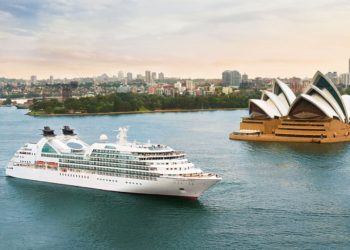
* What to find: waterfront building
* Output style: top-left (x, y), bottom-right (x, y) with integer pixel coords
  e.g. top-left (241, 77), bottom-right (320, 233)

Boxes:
top-left (185, 80), bottom-right (195, 91)
top-left (163, 85), bottom-right (175, 96)
top-left (208, 84), bottom-right (216, 95)
top-left (174, 81), bottom-right (182, 93)
top-left (230, 71), bottom-right (350, 143)
top-left (222, 87), bottom-right (233, 95)
top-left (222, 70), bottom-right (241, 87)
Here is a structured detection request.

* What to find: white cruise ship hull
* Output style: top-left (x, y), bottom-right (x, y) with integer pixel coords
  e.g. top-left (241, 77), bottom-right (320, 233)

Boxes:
top-left (6, 165), bottom-right (220, 199)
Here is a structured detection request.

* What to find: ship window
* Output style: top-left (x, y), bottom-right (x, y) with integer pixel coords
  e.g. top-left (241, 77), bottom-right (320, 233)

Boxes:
top-left (42, 143), bottom-right (57, 154)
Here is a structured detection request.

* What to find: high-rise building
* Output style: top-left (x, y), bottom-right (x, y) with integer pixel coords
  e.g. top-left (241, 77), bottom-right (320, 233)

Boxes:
top-left (340, 73), bottom-right (350, 87)
top-left (136, 74), bottom-right (143, 80)
top-left (222, 70), bottom-right (241, 87)
top-left (118, 71), bottom-right (124, 81)
top-left (30, 75), bottom-right (37, 85)
top-left (152, 72), bottom-right (157, 82)
top-left (126, 72), bottom-right (133, 83)
top-left (325, 72), bottom-right (338, 84)
top-left (49, 75), bottom-right (54, 85)
top-left (145, 70), bottom-right (151, 83)
top-left (242, 74), bottom-right (248, 82)
top-left (158, 72), bottom-right (164, 81)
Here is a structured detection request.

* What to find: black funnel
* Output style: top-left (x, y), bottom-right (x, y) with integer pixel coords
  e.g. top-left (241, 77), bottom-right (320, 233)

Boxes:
top-left (42, 126), bottom-right (55, 137)
top-left (62, 126), bottom-right (76, 136)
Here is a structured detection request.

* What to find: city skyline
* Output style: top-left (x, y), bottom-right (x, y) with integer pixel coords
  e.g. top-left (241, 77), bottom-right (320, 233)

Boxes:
top-left (1, 0), bottom-right (350, 79)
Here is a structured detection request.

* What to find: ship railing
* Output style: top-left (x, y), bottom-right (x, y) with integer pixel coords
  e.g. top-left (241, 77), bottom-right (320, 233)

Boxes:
top-left (136, 152), bottom-right (185, 158)
top-left (179, 173), bottom-right (219, 178)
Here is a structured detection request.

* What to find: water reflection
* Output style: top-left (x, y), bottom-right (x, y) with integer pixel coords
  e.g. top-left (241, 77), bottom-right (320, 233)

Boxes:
top-left (242, 141), bottom-right (349, 156)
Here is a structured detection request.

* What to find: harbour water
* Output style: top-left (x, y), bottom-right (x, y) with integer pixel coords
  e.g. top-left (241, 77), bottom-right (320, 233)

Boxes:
top-left (0, 107), bottom-right (350, 249)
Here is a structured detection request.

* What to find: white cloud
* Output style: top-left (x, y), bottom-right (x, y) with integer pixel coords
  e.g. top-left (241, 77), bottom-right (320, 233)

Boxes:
top-left (0, 0), bottom-right (350, 78)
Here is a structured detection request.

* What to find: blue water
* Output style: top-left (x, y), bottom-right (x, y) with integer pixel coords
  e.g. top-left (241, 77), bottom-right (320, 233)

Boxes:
top-left (0, 107), bottom-right (350, 249)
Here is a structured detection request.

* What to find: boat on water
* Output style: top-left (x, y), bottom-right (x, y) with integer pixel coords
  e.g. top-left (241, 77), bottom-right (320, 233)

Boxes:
top-left (6, 126), bottom-right (221, 198)
top-left (15, 104), bottom-right (29, 109)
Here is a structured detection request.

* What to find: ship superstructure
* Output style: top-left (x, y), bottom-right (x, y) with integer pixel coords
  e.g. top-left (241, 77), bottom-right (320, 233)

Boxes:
top-left (6, 126), bottom-right (221, 198)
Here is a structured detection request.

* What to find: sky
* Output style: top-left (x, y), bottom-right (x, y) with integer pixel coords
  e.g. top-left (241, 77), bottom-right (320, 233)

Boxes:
top-left (0, 0), bottom-right (350, 79)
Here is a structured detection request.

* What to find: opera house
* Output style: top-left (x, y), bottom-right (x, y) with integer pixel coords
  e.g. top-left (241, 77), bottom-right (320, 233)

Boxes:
top-left (230, 71), bottom-right (350, 143)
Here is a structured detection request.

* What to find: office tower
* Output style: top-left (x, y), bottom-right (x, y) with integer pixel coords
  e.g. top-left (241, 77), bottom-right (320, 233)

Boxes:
top-left (118, 71), bottom-right (124, 80)
top-left (30, 75), bottom-right (37, 85)
top-left (126, 72), bottom-right (133, 83)
top-left (152, 72), bottom-right (157, 82)
top-left (158, 72), bottom-right (165, 81)
top-left (325, 72), bottom-right (338, 84)
top-left (49, 75), bottom-right (54, 85)
top-left (222, 70), bottom-right (241, 87)
top-left (242, 74), bottom-right (248, 82)
top-left (145, 70), bottom-right (151, 83)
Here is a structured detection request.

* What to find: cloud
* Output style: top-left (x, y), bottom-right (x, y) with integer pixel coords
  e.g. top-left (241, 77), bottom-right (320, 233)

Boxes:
top-left (0, 0), bottom-right (350, 78)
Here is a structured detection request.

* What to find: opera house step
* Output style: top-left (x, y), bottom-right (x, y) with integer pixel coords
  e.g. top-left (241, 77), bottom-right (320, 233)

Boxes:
top-left (276, 125), bottom-right (326, 131)
top-left (274, 129), bottom-right (327, 138)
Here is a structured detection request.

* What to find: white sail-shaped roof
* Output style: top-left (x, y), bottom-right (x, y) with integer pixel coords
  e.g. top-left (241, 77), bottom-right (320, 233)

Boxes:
top-left (249, 99), bottom-right (281, 119)
top-left (341, 95), bottom-right (350, 121)
top-left (274, 79), bottom-right (296, 106)
top-left (262, 91), bottom-right (289, 116)
top-left (249, 79), bottom-right (295, 119)
top-left (312, 71), bottom-right (347, 121)
top-left (248, 71), bottom-right (349, 122)
top-left (289, 94), bottom-right (339, 119)
top-left (305, 85), bottom-right (345, 122)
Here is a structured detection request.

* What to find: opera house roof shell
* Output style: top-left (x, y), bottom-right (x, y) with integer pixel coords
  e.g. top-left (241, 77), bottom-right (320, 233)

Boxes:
top-left (249, 71), bottom-right (350, 122)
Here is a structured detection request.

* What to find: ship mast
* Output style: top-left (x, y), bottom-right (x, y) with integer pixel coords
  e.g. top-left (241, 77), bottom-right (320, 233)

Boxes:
top-left (117, 127), bottom-right (128, 145)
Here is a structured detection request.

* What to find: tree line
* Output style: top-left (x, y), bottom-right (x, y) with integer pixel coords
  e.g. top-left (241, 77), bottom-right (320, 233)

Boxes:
top-left (30, 91), bottom-right (260, 114)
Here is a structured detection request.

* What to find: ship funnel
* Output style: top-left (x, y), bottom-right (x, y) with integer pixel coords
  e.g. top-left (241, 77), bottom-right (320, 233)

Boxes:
top-left (62, 126), bottom-right (76, 136)
top-left (42, 126), bottom-right (56, 137)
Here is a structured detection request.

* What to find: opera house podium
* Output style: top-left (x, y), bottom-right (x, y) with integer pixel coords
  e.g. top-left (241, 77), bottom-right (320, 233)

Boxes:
top-left (230, 71), bottom-right (350, 143)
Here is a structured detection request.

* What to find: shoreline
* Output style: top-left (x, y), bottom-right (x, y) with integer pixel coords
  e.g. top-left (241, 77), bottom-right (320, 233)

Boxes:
top-left (27, 108), bottom-right (246, 117)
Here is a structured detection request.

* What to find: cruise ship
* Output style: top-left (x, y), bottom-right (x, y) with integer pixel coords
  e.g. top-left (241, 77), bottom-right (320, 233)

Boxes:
top-left (6, 126), bottom-right (221, 198)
